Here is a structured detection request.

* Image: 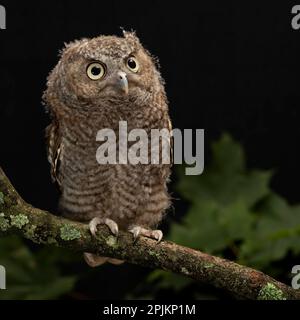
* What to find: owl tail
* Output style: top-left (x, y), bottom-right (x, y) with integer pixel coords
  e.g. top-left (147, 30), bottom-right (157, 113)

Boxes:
top-left (83, 252), bottom-right (124, 267)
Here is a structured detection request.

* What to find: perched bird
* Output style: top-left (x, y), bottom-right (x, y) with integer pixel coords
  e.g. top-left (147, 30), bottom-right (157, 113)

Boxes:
top-left (43, 31), bottom-right (172, 266)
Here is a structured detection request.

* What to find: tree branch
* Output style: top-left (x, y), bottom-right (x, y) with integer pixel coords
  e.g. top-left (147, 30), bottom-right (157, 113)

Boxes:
top-left (0, 167), bottom-right (299, 300)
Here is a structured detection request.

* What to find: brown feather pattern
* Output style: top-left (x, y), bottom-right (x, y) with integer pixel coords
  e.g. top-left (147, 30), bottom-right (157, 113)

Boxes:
top-left (43, 32), bottom-right (172, 231)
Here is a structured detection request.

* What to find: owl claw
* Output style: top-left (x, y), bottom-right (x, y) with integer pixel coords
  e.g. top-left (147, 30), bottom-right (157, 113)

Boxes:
top-left (129, 226), bottom-right (142, 242)
top-left (86, 218), bottom-right (121, 267)
top-left (152, 230), bottom-right (163, 243)
top-left (104, 218), bottom-right (119, 237)
top-left (89, 217), bottom-right (119, 237)
top-left (83, 253), bottom-right (124, 267)
top-left (84, 252), bottom-right (108, 267)
top-left (129, 226), bottom-right (163, 243)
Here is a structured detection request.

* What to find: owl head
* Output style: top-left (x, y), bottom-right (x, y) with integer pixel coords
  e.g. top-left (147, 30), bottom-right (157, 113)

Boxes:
top-left (44, 31), bottom-right (165, 113)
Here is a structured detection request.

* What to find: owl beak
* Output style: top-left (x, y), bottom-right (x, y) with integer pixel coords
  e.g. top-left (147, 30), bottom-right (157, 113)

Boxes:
top-left (117, 71), bottom-right (129, 95)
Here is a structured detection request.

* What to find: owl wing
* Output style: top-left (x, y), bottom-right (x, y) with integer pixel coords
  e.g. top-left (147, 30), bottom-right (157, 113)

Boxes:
top-left (45, 119), bottom-right (62, 188)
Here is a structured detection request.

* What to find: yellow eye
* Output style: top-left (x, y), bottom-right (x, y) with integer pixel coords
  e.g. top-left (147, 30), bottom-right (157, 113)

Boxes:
top-left (126, 56), bottom-right (139, 73)
top-left (86, 62), bottom-right (106, 80)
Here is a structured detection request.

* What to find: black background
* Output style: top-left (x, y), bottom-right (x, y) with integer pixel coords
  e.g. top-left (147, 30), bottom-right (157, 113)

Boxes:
top-left (0, 0), bottom-right (300, 299)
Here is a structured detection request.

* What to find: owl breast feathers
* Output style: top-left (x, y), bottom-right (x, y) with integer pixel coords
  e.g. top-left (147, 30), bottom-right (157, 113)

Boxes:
top-left (43, 31), bottom-right (172, 234)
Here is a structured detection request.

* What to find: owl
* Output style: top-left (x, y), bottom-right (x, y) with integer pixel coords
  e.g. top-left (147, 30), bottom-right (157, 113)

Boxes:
top-left (43, 31), bottom-right (172, 267)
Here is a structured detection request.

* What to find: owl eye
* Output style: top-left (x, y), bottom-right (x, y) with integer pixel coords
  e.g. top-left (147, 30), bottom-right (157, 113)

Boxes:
top-left (86, 62), bottom-right (106, 80)
top-left (126, 56), bottom-right (139, 73)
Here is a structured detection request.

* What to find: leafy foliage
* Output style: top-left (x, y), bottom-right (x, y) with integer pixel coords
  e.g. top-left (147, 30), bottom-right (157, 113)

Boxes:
top-left (146, 134), bottom-right (300, 294)
top-left (1, 133), bottom-right (299, 299)
top-left (0, 236), bottom-right (77, 299)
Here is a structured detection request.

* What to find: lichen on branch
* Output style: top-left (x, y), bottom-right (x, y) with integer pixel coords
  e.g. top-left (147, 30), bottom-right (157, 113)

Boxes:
top-left (0, 167), bottom-right (299, 300)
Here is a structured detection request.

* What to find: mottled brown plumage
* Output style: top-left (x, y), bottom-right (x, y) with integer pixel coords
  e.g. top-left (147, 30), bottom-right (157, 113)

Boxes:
top-left (43, 31), bottom-right (172, 266)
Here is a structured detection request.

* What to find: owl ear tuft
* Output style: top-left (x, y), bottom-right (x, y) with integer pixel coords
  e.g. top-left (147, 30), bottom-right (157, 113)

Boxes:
top-left (121, 29), bottom-right (140, 46)
top-left (58, 38), bottom-right (89, 59)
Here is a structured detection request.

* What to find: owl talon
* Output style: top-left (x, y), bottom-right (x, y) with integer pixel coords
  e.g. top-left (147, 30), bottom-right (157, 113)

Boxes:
top-left (107, 258), bottom-right (125, 265)
top-left (129, 226), bottom-right (142, 242)
top-left (84, 252), bottom-right (108, 267)
top-left (87, 218), bottom-right (121, 267)
top-left (89, 217), bottom-right (119, 237)
top-left (84, 253), bottom-right (124, 267)
top-left (129, 226), bottom-right (163, 243)
top-left (104, 218), bottom-right (119, 237)
top-left (152, 230), bottom-right (163, 243)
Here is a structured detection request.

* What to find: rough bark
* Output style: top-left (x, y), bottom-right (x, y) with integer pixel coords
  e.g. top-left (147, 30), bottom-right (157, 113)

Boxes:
top-left (0, 167), bottom-right (299, 300)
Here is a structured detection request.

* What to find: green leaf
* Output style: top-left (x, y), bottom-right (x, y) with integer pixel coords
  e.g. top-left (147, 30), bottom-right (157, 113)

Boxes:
top-left (239, 194), bottom-right (300, 268)
top-left (0, 235), bottom-right (78, 299)
top-left (147, 133), bottom-right (300, 296)
top-left (171, 134), bottom-right (271, 254)
top-left (211, 133), bottom-right (245, 174)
